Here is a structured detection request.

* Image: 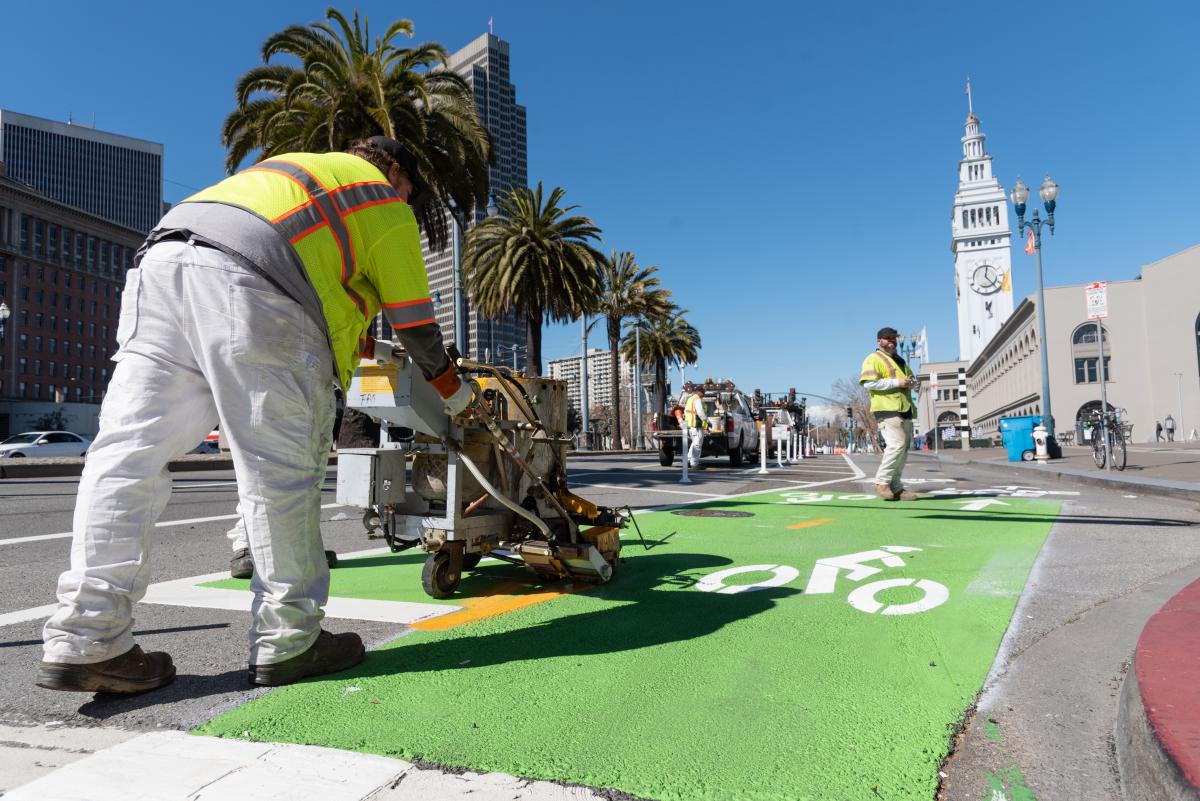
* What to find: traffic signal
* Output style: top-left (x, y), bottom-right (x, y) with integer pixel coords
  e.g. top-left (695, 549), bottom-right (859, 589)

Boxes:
top-left (753, 388), bottom-right (763, 406)
top-left (788, 387), bottom-right (796, 403)
top-left (846, 406), bottom-right (853, 419)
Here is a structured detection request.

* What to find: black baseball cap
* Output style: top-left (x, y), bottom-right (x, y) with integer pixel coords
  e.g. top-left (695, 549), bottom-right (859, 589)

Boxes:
top-left (877, 327), bottom-right (899, 340)
top-left (365, 136), bottom-right (426, 202)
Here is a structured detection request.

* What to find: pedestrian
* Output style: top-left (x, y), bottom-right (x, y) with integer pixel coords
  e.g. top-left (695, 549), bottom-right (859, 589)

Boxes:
top-left (1164, 414), bottom-right (1176, 442)
top-left (1155, 420), bottom-right (1163, 443)
top-left (38, 137), bottom-right (472, 695)
top-left (859, 327), bottom-right (920, 501)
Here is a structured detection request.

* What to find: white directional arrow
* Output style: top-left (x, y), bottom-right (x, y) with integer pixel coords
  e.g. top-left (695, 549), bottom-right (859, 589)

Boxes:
top-left (954, 498), bottom-right (1011, 511)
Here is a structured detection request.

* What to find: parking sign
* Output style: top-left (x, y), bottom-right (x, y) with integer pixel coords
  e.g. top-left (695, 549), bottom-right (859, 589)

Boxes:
top-left (1086, 281), bottom-right (1108, 320)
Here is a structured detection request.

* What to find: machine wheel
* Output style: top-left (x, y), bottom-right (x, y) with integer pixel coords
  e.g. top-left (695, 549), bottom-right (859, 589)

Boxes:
top-left (462, 553), bottom-right (483, 571)
top-left (325, 550), bottom-right (338, 569)
top-left (659, 445), bottom-right (674, 467)
top-left (1021, 449), bottom-right (1035, 462)
top-left (421, 551), bottom-right (461, 599)
top-left (729, 435), bottom-right (744, 467)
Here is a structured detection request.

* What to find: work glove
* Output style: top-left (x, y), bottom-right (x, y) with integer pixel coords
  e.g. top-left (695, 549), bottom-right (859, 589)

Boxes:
top-left (443, 379), bottom-right (474, 417)
top-left (371, 339), bottom-right (405, 366)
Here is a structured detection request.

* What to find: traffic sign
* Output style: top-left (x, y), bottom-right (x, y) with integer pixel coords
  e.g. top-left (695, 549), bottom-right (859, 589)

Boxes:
top-left (1086, 281), bottom-right (1108, 320)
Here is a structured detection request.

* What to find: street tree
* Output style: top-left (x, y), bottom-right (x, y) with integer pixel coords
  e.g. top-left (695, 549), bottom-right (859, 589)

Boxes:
top-left (597, 251), bottom-right (672, 448)
top-left (622, 307), bottom-right (701, 420)
top-left (221, 7), bottom-right (491, 250)
top-left (832, 376), bottom-right (879, 444)
top-left (463, 183), bottom-right (604, 375)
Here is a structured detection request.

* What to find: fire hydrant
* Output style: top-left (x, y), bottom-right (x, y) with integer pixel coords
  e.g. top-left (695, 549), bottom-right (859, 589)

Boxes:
top-left (1032, 424), bottom-right (1050, 463)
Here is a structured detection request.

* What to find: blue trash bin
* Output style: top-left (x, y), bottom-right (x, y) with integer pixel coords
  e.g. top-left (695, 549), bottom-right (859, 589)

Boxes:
top-left (998, 415), bottom-right (1044, 462)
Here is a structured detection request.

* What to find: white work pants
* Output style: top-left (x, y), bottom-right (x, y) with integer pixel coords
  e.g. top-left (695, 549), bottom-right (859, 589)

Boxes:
top-left (43, 241), bottom-right (335, 666)
top-left (874, 417), bottom-right (912, 491)
top-left (687, 427), bottom-right (704, 466)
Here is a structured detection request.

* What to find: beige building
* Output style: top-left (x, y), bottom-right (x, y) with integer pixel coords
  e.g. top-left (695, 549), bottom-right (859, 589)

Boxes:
top-left (919, 243), bottom-right (1200, 445)
top-left (547, 348), bottom-right (633, 413)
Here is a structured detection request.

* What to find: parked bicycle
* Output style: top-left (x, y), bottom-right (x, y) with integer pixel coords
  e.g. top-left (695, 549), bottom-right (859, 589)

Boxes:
top-left (1087, 407), bottom-right (1127, 471)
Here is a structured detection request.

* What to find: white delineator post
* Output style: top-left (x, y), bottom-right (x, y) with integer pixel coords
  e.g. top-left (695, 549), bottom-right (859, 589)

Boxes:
top-left (758, 422), bottom-right (769, 475)
top-left (680, 426), bottom-right (692, 484)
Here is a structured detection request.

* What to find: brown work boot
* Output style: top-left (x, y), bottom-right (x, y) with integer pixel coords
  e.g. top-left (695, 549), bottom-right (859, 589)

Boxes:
top-left (36, 645), bottom-right (176, 694)
top-left (894, 488), bottom-right (922, 500)
top-left (230, 548), bottom-right (253, 579)
top-left (249, 629), bottom-right (365, 687)
top-left (875, 483), bottom-right (898, 501)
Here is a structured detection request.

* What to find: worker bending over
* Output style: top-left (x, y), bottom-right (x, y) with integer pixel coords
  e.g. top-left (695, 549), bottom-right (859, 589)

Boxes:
top-left (39, 137), bottom-right (470, 694)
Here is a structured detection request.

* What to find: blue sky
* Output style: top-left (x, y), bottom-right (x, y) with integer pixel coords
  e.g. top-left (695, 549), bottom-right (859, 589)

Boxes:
top-left (2, 1), bottom-right (1197, 399)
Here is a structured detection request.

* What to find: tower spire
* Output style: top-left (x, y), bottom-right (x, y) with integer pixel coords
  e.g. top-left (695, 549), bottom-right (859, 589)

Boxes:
top-left (966, 75), bottom-right (973, 116)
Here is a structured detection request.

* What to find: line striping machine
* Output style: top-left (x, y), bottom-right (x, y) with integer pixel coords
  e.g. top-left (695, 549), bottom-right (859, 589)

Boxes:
top-left (336, 350), bottom-right (630, 599)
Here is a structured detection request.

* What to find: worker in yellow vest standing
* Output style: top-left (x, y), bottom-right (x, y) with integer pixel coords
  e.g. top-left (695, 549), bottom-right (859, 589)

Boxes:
top-left (859, 327), bottom-right (920, 501)
top-left (38, 137), bottom-right (471, 694)
top-left (681, 385), bottom-right (707, 469)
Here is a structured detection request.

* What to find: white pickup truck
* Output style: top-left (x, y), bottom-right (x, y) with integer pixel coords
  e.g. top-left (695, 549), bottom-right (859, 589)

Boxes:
top-left (650, 380), bottom-right (760, 467)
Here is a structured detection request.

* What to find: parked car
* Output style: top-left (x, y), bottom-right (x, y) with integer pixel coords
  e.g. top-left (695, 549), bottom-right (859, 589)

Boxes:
top-left (0, 431), bottom-right (93, 458)
top-left (651, 380), bottom-right (759, 467)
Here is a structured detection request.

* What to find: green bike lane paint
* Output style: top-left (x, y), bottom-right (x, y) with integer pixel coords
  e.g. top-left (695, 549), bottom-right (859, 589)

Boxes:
top-left (196, 489), bottom-right (1059, 801)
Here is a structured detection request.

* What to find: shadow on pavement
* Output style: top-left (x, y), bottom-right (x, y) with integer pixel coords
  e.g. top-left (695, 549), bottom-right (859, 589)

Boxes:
top-left (343, 551), bottom-right (798, 678)
top-left (76, 669), bottom-right (254, 720)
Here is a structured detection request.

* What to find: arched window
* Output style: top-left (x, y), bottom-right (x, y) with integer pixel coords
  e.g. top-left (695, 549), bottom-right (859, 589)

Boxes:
top-left (1071, 323), bottom-right (1112, 384)
top-left (962, 210), bottom-right (968, 229)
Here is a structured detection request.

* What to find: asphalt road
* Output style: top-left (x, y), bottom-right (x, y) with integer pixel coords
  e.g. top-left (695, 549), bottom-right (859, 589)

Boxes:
top-left (2, 450), bottom-right (1198, 801)
top-left (0, 452), bottom-right (864, 733)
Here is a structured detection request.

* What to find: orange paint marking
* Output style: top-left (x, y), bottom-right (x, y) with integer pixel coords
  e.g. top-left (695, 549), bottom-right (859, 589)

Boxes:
top-left (787, 517), bottom-right (834, 530)
top-left (411, 581), bottom-right (581, 632)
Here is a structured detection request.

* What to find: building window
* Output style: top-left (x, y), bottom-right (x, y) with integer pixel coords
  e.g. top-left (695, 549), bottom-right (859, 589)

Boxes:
top-left (19, 333), bottom-right (28, 350)
top-left (19, 357), bottom-right (27, 374)
top-left (1071, 323), bottom-right (1112, 383)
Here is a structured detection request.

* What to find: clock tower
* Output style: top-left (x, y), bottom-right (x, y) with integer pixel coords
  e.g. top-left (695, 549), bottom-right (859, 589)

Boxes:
top-left (951, 98), bottom-right (1014, 361)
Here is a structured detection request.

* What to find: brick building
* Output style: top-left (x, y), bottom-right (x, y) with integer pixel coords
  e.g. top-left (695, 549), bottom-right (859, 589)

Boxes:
top-left (0, 166), bottom-right (144, 433)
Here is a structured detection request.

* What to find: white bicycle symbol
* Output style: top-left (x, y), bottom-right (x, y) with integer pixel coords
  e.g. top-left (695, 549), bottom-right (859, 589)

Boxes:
top-left (694, 546), bottom-right (949, 616)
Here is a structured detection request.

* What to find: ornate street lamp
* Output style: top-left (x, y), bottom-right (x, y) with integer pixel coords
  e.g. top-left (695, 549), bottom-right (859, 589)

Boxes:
top-left (1011, 173), bottom-right (1060, 456)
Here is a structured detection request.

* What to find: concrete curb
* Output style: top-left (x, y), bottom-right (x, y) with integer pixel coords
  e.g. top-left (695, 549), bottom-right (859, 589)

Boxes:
top-left (0, 449), bottom-right (654, 480)
top-left (1116, 578), bottom-right (1200, 801)
top-left (932, 453), bottom-right (1200, 502)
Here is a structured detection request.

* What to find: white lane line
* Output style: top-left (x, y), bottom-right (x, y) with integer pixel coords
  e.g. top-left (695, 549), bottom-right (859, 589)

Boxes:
top-left (842, 453), bottom-right (866, 479)
top-left (173, 481), bottom-right (240, 490)
top-left (0, 503), bottom-right (345, 547)
top-left (0, 603), bottom-right (59, 628)
top-left (570, 483), bottom-right (722, 498)
top-left (0, 548), bottom-right (458, 629)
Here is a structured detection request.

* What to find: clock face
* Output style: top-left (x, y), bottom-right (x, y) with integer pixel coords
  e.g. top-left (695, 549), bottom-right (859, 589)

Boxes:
top-left (970, 264), bottom-right (1002, 294)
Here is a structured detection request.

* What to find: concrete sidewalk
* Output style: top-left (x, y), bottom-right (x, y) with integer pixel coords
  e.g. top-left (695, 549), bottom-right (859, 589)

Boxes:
top-left (935, 442), bottom-right (1200, 500)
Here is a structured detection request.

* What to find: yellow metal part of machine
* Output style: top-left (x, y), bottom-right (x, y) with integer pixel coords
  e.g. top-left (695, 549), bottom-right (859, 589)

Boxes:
top-left (341, 356), bottom-right (629, 599)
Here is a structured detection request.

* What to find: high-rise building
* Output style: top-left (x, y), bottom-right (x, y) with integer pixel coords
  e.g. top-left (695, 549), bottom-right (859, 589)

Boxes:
top-left (0, 110), bottom-right (163, 233)
top-left (951, 97), bottom-right (1014, 362)
top-left (548, 348), bottom-right (633, 413)
top-left (0, 167), bottom-right (143, 422)
top-left (422, 33), bottom-right (528, 368)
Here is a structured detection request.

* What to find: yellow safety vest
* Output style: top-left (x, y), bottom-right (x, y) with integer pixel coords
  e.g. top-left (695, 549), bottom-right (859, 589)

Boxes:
top-left (859, 350), bottom-right (915, 414)
top-left (683, 393), bottom-right (706, 429)
top-left (180, 152), bottom-right (433, 389)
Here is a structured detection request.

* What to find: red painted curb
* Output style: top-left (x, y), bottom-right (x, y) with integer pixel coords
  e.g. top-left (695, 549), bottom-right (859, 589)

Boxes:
top-left (1135, 577), bottom-right (1200, 792)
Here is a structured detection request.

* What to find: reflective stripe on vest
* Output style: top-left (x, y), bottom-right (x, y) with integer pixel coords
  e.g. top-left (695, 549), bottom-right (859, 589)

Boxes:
top-left (248, 159), bottom-right (369, 317)
top-left (384, 297), bottom-right (437, 328)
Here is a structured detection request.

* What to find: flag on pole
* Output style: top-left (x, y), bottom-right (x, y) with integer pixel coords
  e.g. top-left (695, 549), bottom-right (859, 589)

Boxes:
top-left (488, 16), bottom-right (494, 33)
top-left (1000, 270), bottom-right (1012, 292)
top-left (1024, 230), bottom-right (1035, 255)
top-left (918, 326), bottom-right (928, 360)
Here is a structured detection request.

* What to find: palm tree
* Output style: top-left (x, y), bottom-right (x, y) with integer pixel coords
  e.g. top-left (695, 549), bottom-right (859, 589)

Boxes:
top-left (622, 307), bottom-right (701, 422)
top-left (597, 251), bottom-right (672, 448)
top-left (463, 183), bottom-right (604, 375)
top-left (221, 7), bottom-right (491, 250)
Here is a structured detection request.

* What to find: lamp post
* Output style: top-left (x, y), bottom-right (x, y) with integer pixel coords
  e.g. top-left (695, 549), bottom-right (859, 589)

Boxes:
top-left (497, 343), bottom-right (526, 371)
top-left (448, 200), bottom-right (469, 357)
top-left (483, 193), bottom-right (498, 362)
top-left (1011, 174), bottom-right (1060, 455)
top-left (0, 301), bottom-right (9, 398)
